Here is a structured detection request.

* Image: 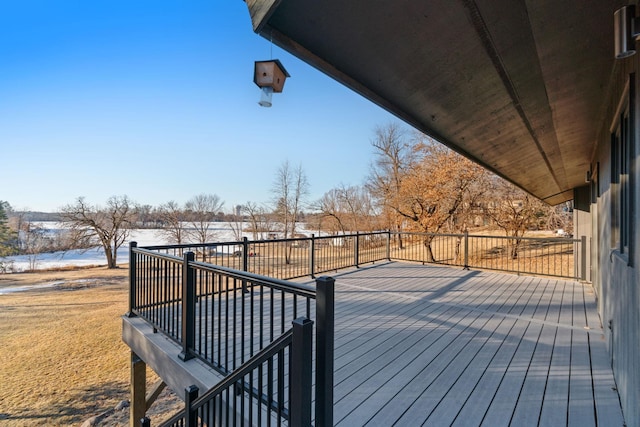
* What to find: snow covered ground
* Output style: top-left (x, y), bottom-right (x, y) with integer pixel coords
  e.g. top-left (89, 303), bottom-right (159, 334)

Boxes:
top-left (1, 223), bottom-right (319, 272)
top-left (1, 227), bottom-right (169, 272)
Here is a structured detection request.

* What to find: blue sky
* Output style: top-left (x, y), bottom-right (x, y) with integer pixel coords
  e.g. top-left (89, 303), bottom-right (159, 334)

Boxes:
top-left (0, 0), bottom-right (399, 213)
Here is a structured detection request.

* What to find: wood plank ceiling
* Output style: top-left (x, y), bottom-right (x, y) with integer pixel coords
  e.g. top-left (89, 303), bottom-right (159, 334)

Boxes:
top-left (246, 0), bottom-right (627, 204)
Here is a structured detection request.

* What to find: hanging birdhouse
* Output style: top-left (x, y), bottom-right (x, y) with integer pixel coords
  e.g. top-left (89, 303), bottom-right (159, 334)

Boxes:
top-left (254, 59), bottom-right (289, 92)
top-left (254, 59), bottom-right (290, 107)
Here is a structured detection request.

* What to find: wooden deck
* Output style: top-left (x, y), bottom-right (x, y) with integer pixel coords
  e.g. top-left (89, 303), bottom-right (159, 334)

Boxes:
top-left (320, 262), bottom-right (624, 426)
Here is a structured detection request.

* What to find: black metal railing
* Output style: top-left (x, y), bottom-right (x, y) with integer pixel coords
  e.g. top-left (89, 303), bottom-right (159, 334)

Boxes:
top-left (148, 317), bottom-right (313, 427)
top-left (129, 243), bottom-right (335, 426)
top-left (142, 231), bottom-right (585, 281)
top-left (390, 232), bottom-right (585, 279)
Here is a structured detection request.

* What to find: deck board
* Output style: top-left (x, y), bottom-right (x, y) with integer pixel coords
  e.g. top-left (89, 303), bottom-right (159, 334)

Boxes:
top-left (361, 312), bottom-right (494, 425)
top-left (396, 314), bottom-right (507, 425)
top-left (326, 263), bottom-right (625, 426)
top-left (424, 315), bottom-right (517, 425)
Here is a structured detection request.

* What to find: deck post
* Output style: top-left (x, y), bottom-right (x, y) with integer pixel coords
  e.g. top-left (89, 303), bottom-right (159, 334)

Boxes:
top-left (184, 385), bottom-right (199, 427)
top-left (354, 232), bottom-right (360, 268)
top-left (386, 230), bottom-right (391, 261)
top-left (130, 352), bottom-right (146, 427)
top-left (179, 252), bottom-right (195, 361)
top-left (315, 276), bottom-right (335, 427)
top-left (463, 231), bottom-right (470, 270)
top-left (242, 237), bottom-right (249, 292)
top-left (127, 242), bottom-right (138, 317)
top-left (580, 235), bottom-right (587, 280)
top-left (310, 234), bottom-right (316, 278)
top-left (291, 317), bottom-right (313, 426)
top-left (242, 237), bottom-right (249, 272)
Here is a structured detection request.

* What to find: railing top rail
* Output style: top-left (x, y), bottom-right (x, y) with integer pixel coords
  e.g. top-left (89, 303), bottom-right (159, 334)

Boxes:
top-left (314, 231), bottom-right (389, 238)
top-left (397, 231), bottom-right (463, 238)
top-left (132, 247), bottom-right (183, 263)
top-left (465, 233), bottom-right (580, 243)
top-left (139, 230), bottom-right (576, 251)
top-left (140, 230), bottom-right (393, 251)
top-left (393, 231), bottom-right (578, 243)
top-left (140, 241), bottom-right (239, 251)
top-left (190, 260), bottom-right (317, 299)
top-left (256, 236), bottom-right (313, 244)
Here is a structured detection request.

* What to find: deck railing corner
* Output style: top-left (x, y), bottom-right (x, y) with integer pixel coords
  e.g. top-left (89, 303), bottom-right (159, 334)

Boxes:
top-left (315, 275), bottom-right (335, 427)
top-left (179, 251), bottom-right (195, 361)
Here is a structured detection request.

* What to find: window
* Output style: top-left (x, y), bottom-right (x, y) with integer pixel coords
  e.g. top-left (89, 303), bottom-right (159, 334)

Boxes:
top-left (610, 77), bottom-right (634, 261)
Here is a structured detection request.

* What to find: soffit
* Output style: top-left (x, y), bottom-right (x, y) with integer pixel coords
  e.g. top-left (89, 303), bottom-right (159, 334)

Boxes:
top-left (246, 0), bottom-right (625, 204)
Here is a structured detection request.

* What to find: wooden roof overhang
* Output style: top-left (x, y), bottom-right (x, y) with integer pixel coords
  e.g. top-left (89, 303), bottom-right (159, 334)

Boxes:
top-left (246, 0), bottom-right (627, 204)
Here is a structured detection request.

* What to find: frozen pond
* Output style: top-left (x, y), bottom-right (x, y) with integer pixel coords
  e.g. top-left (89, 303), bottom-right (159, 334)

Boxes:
top-left (1, 223), bottom-right (320, 272)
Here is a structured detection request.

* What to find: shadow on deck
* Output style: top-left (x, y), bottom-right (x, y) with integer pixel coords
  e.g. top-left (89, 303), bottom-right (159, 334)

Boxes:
top-left (323, 262), bottom-right (623, 426)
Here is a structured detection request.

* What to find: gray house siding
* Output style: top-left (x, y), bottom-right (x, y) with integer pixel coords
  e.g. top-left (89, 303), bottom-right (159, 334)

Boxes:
top-left (591, 58), bottom-right (640, 426)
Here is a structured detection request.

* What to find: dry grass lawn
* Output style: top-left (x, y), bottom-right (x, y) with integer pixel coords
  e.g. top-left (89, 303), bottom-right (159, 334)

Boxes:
top-left (0, 266), bottom-right (178, 426)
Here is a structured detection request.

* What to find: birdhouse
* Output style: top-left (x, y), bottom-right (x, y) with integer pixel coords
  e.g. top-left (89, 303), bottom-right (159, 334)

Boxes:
top-left (254, 59), bottom-right (290, 92)
top-left (254, 59), bottom-right (290, 107)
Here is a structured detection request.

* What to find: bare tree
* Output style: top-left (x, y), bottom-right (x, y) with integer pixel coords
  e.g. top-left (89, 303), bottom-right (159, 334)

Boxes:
top-left (20, 221), bottom-right (50, 271)
top-left (156, 200), bottom-right (186, 244)
top-left (228, 205), bottom-right (244, 241)
top-left (184, 194), bottom-right (224, 244)
top-left (314, 188), bottom-right (348, 235)
top-left (59, 196), bottom-right (136, 268)
top-left (271, 161), bottom-right (309, 263)
top-left (483, 179), bottom-right (548, 258)
top-left (242, 201), bottom-right (274, 240)
top-left (314, 184), bottom-right (379, 234)
top-left (368, 126), bottom-right (489, 261)
top-left (400, 139), bottom-right (486, 259)
top-left (541, 201), bottom-right (574, 235)
top-left (367, 123), bottom-right (412, 247)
